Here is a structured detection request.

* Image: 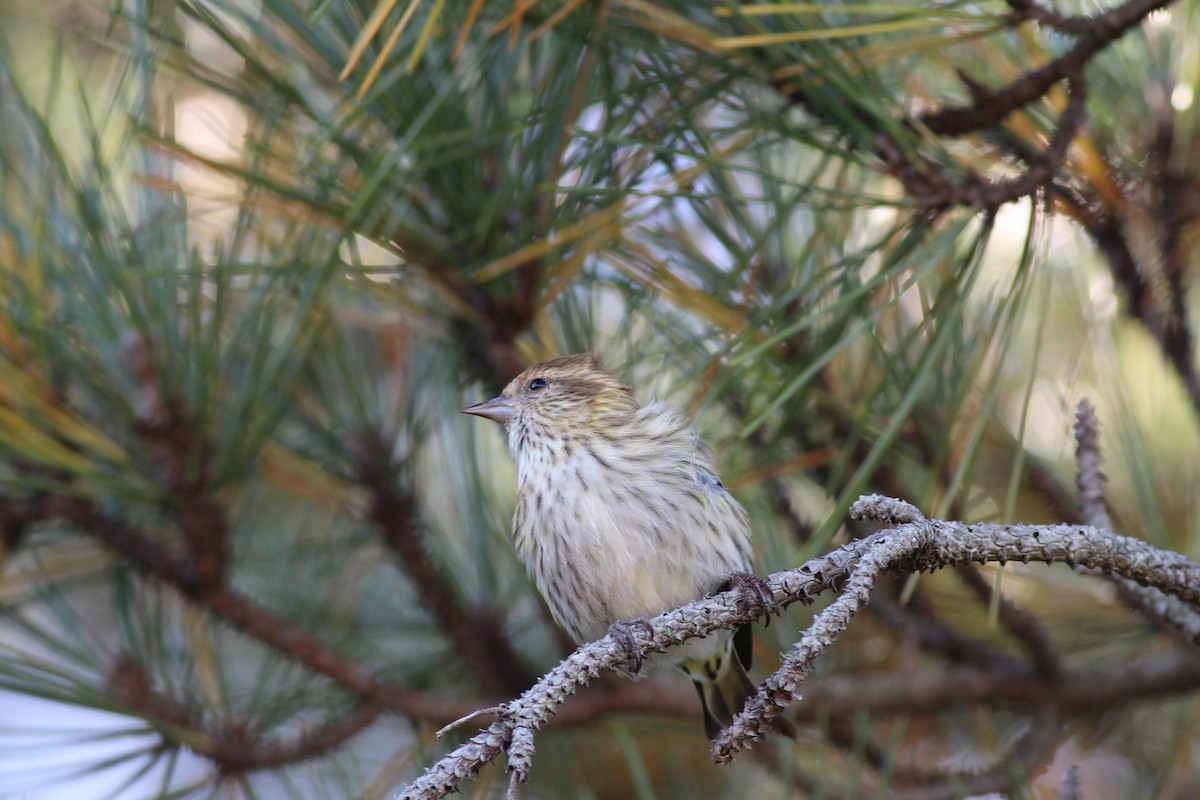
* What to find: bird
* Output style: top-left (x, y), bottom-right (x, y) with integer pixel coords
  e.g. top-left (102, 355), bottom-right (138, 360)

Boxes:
top-left (463, 352), bottom-right (783, 739)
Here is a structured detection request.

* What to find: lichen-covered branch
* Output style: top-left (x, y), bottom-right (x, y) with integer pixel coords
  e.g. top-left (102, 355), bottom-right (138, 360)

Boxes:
top-left (1073, 400), bottom-right (1200, 644)
top-left (394, 494), bottom-right (1200, 799)
top-left (1073, 399), bottom-right (1110, 530)
top-left (713, 518), bottom-right (935, 759)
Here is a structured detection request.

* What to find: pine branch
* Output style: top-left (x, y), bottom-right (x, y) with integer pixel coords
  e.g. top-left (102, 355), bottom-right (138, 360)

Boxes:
top-left (879, 69), bottom-right (1087, 211)
top-left (396, 493), bottom-right (1200, 798)
top-left (884, 706), bottom-right (1063, 800)
top-left (359, 443), bottom-right (536, 696)
top-left (955, 563), bottom-right (1062, 680)
top-left (1073, 400), bottom-right (1200, 644)
top-left (795, 649), bottom-right (1199, 720)
top-left (920, 0), bottom-right (1178, 136)
top-left (55, 496), bottom-right (466, 721)
top-left (869, 579), bottom-right (1017, 668)
top-left (106, 653), bottom-right (382, 772)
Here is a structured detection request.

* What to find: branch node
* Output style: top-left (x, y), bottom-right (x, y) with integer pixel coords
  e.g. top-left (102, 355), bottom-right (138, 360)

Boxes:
top-left (850, 494), bottom-right (925, 524)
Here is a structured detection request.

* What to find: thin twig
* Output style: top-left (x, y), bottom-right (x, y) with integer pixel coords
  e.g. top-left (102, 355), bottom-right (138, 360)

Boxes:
top-left (436, 706), bottom-right (507, 738)
top-left (1073, 399), bottom-right (1110, 529)
top-left (1056, 764), bottom-right (1082, 800)
top-left (1073, 400), bottom-right (1200, 644)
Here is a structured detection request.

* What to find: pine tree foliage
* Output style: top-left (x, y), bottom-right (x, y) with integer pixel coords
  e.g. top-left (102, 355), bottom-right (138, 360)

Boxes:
top-left (0, 0), bottom-right (1198, 797)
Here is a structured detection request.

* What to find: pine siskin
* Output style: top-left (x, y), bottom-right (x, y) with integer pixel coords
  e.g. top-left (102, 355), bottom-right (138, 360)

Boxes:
top-left (464, 352), bottom-right (781, 739)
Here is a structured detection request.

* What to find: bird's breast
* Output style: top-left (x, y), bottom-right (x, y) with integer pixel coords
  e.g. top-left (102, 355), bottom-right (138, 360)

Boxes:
top-left (512, 442), bottom-right (751, 644)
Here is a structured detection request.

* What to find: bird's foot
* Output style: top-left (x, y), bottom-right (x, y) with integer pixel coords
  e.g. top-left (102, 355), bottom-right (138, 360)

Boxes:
top-left (607, 617), bottom-right (654, 674)
top-left (728, 571), bottom-right (775, 624)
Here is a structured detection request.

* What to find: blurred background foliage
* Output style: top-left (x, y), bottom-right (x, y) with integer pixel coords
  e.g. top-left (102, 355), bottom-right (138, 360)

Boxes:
top-left (0, 0), bottom-right (1198, 797)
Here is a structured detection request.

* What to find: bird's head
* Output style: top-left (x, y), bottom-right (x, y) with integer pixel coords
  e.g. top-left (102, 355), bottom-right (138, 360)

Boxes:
top-left (463, 353), bottom-right (637, 453)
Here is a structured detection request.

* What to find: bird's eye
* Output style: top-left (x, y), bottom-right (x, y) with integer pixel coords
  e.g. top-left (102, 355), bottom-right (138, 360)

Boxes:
top-left (528, 378), bottom-right (547, 391)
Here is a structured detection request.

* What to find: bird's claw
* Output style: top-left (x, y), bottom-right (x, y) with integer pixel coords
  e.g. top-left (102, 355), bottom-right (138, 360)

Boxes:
top-left (729, 571), bottom-right (775, 625)
top-left (608, 617), bottom-right (654, 674)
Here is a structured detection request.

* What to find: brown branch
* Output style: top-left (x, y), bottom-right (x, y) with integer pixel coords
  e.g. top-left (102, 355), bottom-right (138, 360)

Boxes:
top-left (106, 652), bottom-right (382, 772)
top-left (107, 652), bottom-right (197, 729)
top-left (208, 703), bottom-right (383, 772)
top-left (771, 0), bottom-right (1173, 220)
top-left (885, 706), bottom-right (1063, 800)
top-left (58, 497), bottom-right (464, 721)
top-left (173, 490), bottom-right (227, 589)
top-left (1072, 110), bottom-right (1200, 420)
top-left (870, 579), bottom-right (1016, 668)
top-left (1007, 0), bottom-right (1169, 36)
top-left (796, 648), bottom-right (1200, 720)
top-left (383, 633), bottom-right (1200, 731)
top-left (1147, 111), bottom-right (1200, 416)
top-left (756, 0), bottom-right (1188, 413)
top-left (358, 445), bottom-right (535, 697)
top-left (880, 70), bottom-right (1087, 211)
top-left (771, 705), bottom-right (1064, 800)
top-left (955, 563), bottom-right (1062, 679)
top-left (1016, 109), bottom-right (1200, 423)
top-left (123, 331), bottom-right (226, 588)
top-left (1092, 206), bottom-right (1200, 418)
top-left (0, 493), bottom-right (44, 559)
top-left (919, 0), bottom-right (1176, 136)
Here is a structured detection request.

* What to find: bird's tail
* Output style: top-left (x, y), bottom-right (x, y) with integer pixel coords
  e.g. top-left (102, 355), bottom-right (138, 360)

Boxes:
top-left (680, 625), bottom-right (796, 740)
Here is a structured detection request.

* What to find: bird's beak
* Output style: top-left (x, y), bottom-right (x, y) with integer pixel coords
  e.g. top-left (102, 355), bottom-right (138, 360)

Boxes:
top-left (462, 396), bottom-right (514, 425)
